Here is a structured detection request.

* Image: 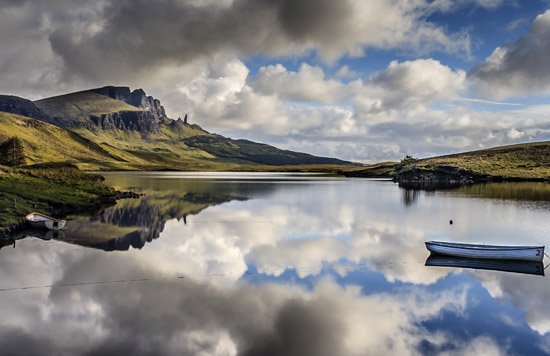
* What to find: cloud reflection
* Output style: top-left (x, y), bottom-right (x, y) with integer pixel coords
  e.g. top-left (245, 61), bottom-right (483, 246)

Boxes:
top-left (0, 239), bottom-right (476, 355)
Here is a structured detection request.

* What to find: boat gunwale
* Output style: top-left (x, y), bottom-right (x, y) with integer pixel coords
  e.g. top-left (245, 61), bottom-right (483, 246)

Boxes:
top-left (25, 212), bottom-right (66, 223)
top-left (426, 241), bottom-right (544, 251)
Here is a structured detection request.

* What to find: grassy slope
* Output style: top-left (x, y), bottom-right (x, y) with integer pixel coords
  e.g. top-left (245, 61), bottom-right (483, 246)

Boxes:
top-left (0, 111), bottom-right (239, 171)
top-left (34, 91), bottom-right (239, 167)
top-left (346, 141), bottom-right (550, 180)
top-left (418, 142), bottom-right (550, 179)
top-left (183, 135), bottom-right (357, 166)
top-left (0, 111), bottom-right (118, 164)
top-left (0, 163), bottom-right (116, 229)
top-left (34, 91), bottom-right (142, 123)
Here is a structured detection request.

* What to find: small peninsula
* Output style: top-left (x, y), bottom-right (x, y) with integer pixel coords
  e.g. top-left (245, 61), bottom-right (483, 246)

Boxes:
top-left (345, 141), bottom-right (550, 188)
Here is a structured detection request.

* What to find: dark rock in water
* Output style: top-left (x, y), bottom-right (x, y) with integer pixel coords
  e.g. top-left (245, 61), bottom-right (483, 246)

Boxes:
top-left (0, 95), bottom-right (49, 121)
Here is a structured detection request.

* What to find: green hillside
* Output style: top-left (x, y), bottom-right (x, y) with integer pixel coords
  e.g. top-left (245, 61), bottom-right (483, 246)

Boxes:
top-left (0, 112), bottom-right (238, 171)
top-left (184, 135), bottom-right (354, 166)
top-left (35, 91), bottom-right (142, 123)
top-left (0, 163), bottom-right (117, 229)
top-left (345, 141), bottom-right (550, 181)
top-left (0, 112), bottom-right (117, 164)
top-left (417, 141), bottom-right (550, 180)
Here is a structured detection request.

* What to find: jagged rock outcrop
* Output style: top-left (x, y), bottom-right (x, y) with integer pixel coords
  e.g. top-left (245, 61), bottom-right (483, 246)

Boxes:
top-left (90, 86), bottom-right (166, 117)
top-left (395, 166), bottom-right (482, 189)
top-left (168, 117), bottom-right (207, 134)
top-left (90, 110), bottom-right (162, 135)
top-left (130, 89), bottom-right (166, 117)
top-left (0, 95), bottom-right (49, 121)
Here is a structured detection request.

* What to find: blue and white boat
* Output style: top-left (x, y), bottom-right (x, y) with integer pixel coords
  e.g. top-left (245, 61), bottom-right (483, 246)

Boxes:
top-left (26, 212), bottom-right (66, 230)
top-left (425, 241), bottom-right (544, 262)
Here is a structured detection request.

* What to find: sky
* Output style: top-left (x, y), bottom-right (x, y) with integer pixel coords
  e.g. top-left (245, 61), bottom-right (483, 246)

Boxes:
top-left (1, 0), bottom-right (550, 163)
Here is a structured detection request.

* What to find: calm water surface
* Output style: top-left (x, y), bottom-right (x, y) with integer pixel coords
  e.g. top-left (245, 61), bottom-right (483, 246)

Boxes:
top-left (1, 172), bottom-right (550, 355)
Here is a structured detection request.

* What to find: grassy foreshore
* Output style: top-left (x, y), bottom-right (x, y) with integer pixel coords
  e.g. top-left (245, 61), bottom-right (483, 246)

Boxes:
top-left (0, 162), bottom-right (117, 232)
top-left (345, 141), bottom-right (550, 183)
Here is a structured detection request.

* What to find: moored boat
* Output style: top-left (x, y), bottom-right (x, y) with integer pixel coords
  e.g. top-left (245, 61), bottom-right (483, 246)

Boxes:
top-left (25, 212), bottom-right (66, 230)
top-left (425, 241), bottom-right (544, 262)
top-left (425, 255), bottom-right (544, 276)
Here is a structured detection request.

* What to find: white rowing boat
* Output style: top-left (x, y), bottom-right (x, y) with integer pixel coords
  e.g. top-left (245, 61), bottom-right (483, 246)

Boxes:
top-left (26, 212), bottom-right (66, 230)
top-left (425, 241), bottom-right (544, 262)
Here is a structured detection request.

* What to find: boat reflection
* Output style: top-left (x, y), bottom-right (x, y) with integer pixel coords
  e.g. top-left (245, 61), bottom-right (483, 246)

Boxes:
top-left (29, 229), bottom-right (66, 241)
top-left (425, 254), bottom-right (545, 276)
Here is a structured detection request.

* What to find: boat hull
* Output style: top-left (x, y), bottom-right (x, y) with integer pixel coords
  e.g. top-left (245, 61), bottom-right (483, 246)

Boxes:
top-left (425, 241), bottom-right (544, 262)
top-left (25, 213), bottom-right (66, 231)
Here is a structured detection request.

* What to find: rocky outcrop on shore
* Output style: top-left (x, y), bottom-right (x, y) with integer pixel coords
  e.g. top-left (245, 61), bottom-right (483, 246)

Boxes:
top-left (394, 166), bottom-right (482, 189)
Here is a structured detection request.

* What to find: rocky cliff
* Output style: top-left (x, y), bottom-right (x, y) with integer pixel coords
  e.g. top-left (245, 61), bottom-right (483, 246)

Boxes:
top-left (0, 95), bottom-right (49, 122)
top-left (90, 110), bottom-right (162, 135)
top-left (90, 86), bottom-right (166, 117)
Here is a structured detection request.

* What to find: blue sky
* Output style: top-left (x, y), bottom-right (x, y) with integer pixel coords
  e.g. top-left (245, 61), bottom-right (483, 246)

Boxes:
top-left (1, 0), bottom-right (550, 162)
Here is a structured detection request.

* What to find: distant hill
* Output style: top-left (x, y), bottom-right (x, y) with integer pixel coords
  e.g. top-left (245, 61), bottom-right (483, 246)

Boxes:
top-left (346, 141), bottom-right (550, 182)
top-left (0, 86), bottom-right (357, 169)
top-left (184, 135), bottom-right (353, 166)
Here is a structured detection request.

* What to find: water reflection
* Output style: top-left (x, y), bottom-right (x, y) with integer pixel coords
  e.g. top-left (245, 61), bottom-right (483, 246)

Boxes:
top-left (61, 191), bottom-right (243, 251)
top-left (425, 255), bottom-right (545, 276)
top-left (1, 174), bottom-right (550, 355)
top-left (449, 182), bottom-right (550, 202)
top-left (401, 188), bottom-right (419, 206)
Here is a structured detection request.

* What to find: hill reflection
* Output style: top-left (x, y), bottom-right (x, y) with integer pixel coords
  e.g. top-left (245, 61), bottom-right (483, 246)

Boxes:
top-left (60, 192), bottom-right (244, 250)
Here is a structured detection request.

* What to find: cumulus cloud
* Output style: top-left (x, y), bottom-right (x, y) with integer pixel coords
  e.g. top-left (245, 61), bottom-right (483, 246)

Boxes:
top-left (469, 10), bottom-right (550, 99)
top-left (164, 55), bottom-right (550, 162)
top-left (0, 0), bottom-right (474, 97)
top-left (252, 63), bottom-right (348, 104)
top-left (358, 59), bottom-right (467, 117)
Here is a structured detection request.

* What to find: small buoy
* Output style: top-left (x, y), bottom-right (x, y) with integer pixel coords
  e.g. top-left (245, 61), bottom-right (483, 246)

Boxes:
top-left (449, 220), bottom-right (453, 225)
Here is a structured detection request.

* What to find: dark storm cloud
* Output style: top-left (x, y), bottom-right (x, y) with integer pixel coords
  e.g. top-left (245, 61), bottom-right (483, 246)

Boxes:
top-left (469, 10), bottom-right (550, 99)
top-left (0, 0), bottom-right (469, 86)
top-left (46, 0), bottom-right (357, 82)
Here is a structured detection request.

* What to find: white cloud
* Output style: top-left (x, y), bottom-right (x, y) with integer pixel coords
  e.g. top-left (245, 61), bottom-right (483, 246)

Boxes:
top-left (364, 58), bottom-right (467, 114)
top-left (157, 56), bottom-right (550, 163)
top-left (0, 0), bottom-right (475, 98)
top-left (470, 10), bottom-right (550, 99)
top-left (252, 63), bottom-right (347, 104)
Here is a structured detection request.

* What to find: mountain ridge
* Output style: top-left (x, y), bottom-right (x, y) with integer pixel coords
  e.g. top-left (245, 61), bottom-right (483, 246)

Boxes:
top-left (0, 86), bottom-right (358, 169)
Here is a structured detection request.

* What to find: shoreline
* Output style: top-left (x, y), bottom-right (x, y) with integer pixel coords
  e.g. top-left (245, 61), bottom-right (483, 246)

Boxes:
top-left (0, 163), bottom-right (136, 236)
